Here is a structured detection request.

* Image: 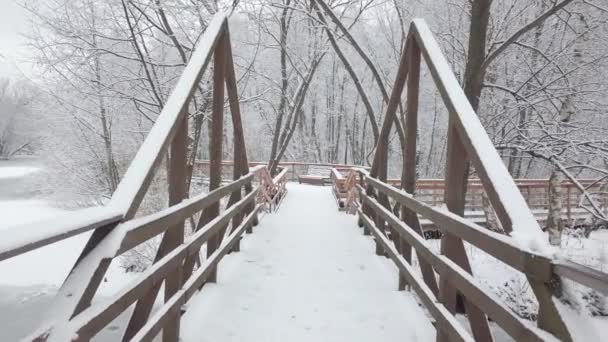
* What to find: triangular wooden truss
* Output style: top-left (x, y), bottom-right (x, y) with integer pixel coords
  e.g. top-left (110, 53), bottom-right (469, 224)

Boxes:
top-left (359, 19), bottom-right (572, 342)
top-left (25, 12), bottom-right (263, 342)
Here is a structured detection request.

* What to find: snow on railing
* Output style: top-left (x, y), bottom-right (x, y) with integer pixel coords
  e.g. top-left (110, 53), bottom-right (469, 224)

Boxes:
top-left (0, 207), bottom-right (122, 262)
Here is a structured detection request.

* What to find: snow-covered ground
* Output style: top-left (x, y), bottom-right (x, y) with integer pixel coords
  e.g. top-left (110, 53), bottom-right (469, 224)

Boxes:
top-left (181, 183), bottom-right (436, 342)
top-left (0, 162), bottom-right (134, 340)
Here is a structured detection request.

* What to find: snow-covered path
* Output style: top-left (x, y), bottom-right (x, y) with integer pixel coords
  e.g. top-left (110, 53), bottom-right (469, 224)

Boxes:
top-left (181, 183), bottom-right (435, 342)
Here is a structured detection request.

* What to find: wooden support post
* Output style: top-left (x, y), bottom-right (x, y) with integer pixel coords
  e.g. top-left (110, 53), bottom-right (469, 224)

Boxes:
top-left (180, 28), bottom-right (230, 288)
top-left (162, 104), bottom-right (188, 342)
top-left (224, 25), bottom-right (252, 250)
top-left (203, 30), bottom-right (228, 284)
top-left (398, 39), bottom-right (439, 294)
top-left (357, 171), bottom-right (365, 228)
top-left (367, 37), bottom-right (411, 249)
top-left (529, 276), bottom-right (572, 341)
top-left (437, 121), bottom-right (493, 342)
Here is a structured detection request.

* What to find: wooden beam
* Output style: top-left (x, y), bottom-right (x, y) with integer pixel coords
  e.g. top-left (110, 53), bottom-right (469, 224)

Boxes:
top-left (224, 25), bottom-right (257, 232)
top-left (362, 193), bottom-right (554, 342)
top-left (118, 173), bottom-right (256, 253)
top-left (61, 191), bottom-right (258, 340)
top-left (162, 102), bottom-right (188, 341)
top-left (121, 18), bottom-right (229, 342)
top-left (200, 26), bottom-right (228, 284)
top-left (363, 174), bottom-right (553, 282)
top-left (129, 205), bottom-right (261, 342)
top-left (0, 208), bottom-right (121, 262)
top-left (399, 36), bottom-right (439, 295)
top-left (358, 209), bottom-right (473, 342)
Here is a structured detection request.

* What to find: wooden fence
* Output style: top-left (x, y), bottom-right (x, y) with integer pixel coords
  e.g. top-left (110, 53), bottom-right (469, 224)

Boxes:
top-left (331, 169), bottom-right (606, 224)
top-left (193, 160), bottom-right (364, 181)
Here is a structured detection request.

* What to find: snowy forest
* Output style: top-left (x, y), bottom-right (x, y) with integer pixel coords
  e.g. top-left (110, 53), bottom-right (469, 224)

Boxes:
top-left (2, 0), bottom-right (608, 341)
top-left (0, 0), bottom-right (603, 201)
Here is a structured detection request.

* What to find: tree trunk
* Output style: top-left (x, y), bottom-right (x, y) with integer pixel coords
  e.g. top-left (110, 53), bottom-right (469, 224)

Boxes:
top-left (547, 167), bottom-right (564, 246)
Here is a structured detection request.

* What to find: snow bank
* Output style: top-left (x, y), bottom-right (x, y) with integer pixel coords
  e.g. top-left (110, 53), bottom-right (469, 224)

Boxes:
top-left (0, 166), bottom-right (39, 179)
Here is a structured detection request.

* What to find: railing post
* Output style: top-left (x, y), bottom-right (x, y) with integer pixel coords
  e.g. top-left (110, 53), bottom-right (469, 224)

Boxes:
top-left (438, 120), bottom-right (493, 342)
top-left (398, 37), bottom-right (416, 290)
top-left (161, 103), bottom-right (189, 342)
top-left (201, 28), bottom-right (227, 284)
top-left (529, 275), bottom-right (573, 341)
top-left (224, 23), bottom-right (256, 239)
top-left (398, 37), bottom-right (439, 294)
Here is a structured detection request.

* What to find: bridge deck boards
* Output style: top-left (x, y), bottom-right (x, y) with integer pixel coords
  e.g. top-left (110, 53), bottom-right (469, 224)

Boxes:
top-left (181, 183), bottom-right (435, 341)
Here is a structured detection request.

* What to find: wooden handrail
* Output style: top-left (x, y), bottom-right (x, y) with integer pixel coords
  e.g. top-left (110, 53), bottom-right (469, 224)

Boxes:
top-left (118, 171), bottom-right (258, 253)
top-left (110, 14), bottom-right (227, 219)
top-left (256, 166), bottom-right (288, 212)
top-left (52, 191), bottom-right (259, 340)
top-left (0, 207), bottom-right (122, 261)
top-left (358, 203), bottom-right (553, 342)
top-left (552, 260), bottom-right (608, 296)
top-left (359, 179), bottom-right (554, 281)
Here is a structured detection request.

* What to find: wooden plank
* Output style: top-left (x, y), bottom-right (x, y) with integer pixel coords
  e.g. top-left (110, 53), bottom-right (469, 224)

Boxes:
top-left (358, 210), bottom-right (473, 342)
top-left (411, 19), bottom-right (542, 238)
top-left (129, 205), bottom-right (261, 342)
top-left (0, 208), bottom-right (121, 261)
top-left (362, 193), bottom-right (555, 342)
top-left (162, 104), bottom-right (189, 341)
top-left (553, 260), bottom-right (608, 295)
top-left (223, 24), bottom-right (257, 231)
top-left (119, 173), bottom-right (256, 253)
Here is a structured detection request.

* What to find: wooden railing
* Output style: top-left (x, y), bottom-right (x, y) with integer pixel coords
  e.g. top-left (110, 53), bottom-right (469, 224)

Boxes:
top-left (194, 160), bottom-right (364, 181)
top-left (257, 166), bottom-right (289, 212)
top-left (331, 168), bottom-right (605, 223)
top-left (352, 18), bottom-right (608, 342)
top-left (0, 12), bottom-right (286, 342)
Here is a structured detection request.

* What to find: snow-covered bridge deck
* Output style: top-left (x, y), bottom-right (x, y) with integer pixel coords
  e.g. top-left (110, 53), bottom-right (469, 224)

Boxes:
top-left (181, 183), bottom-right (435, 341)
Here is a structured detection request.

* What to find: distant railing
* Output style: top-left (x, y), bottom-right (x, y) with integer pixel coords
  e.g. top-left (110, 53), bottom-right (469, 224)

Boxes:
top-left (0, 12), bottom-right (287, 342)
top-left (193, 160), bottom-right (364, 182)
top-left (330, 168), bottom-right (604, 224)
top-left (257, 166), bottom-right (289, 212)
top-left (348, 17), bottom-right (608, 342)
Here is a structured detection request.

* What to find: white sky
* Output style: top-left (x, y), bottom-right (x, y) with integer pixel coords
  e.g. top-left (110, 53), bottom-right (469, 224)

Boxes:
top-left (0, 0), bottom-right (30, 77)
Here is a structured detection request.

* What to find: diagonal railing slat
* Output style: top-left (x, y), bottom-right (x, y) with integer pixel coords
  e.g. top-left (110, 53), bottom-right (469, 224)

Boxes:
top-left (110, 13), bottom-right (227, 220)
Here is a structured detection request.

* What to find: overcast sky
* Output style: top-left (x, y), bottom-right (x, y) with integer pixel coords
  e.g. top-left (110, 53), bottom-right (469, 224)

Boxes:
top-left (0, 1), bottom-right (30, 77)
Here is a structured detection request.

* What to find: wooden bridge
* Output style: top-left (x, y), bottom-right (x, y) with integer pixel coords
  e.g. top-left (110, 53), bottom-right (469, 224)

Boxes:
top-left (1, 11), bottom-right (607, 342)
